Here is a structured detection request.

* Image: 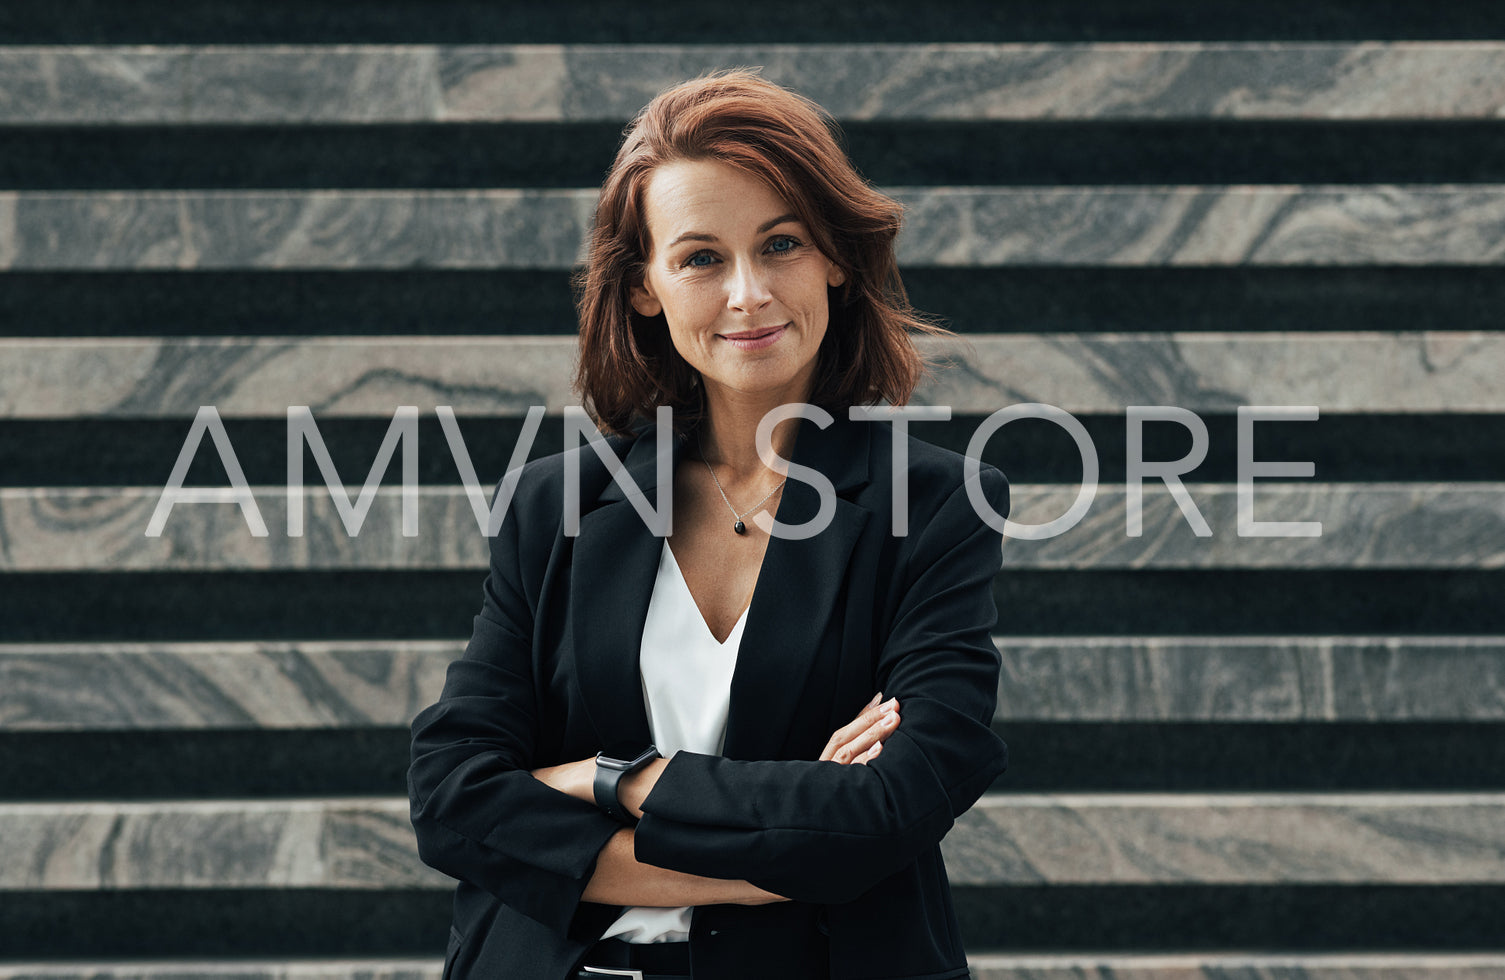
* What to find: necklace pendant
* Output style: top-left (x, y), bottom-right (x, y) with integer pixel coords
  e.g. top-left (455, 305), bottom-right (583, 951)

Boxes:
top-left (734, 520), bottom-right (747, 535)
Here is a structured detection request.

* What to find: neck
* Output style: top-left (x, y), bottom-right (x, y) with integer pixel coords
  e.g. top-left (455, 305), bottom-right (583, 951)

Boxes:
top-left (697, 383), bottom-right (810, 478)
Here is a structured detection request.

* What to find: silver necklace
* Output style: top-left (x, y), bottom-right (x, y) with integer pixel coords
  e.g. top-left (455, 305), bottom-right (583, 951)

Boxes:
top-left (696, 432), bottom-right (786, 535)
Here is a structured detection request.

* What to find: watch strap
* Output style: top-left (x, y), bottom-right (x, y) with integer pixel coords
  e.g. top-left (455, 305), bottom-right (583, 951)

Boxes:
top-left (593, 761), bottom-right (633, 824)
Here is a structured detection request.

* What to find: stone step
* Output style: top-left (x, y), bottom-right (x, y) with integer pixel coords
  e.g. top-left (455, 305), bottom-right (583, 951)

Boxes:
top-left (0, 965), bottom-right (440, 980)
top-left (967, 954), bottom-right (1505, 980)
top-left (3, 793), bottom-right (1502, 891)
top-left (0, 483), bottom-right (1497, 572)
top-left (3, 187), bottom-right (1501, 270)
top-left (7, 955), bottom-right (1505, 980)
top-left (0, 640), bottom-right (456, 731)
top-left (996, 636), bottom-right (1505, 722)
top-left (2, 43), bottom-right (1501, 124)
top-left (2, 333), bottom-right (1496, 418)
top-left (3, 636), bottom-right (1501, 732)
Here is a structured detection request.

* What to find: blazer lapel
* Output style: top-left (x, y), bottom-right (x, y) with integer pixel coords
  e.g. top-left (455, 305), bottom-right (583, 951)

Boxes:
top-left (568, 414), bottom-right (875, 760)
top-left (568, 428), bottom-right (684, 748)
top-left (723, 416), bottom-right (873, 761)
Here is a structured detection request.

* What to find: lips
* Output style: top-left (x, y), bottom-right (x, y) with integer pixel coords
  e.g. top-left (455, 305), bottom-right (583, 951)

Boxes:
top-left (719, 323), bottom-right (788, 350)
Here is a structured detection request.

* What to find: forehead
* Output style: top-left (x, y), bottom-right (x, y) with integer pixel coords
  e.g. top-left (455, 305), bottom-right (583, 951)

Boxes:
top-left (639, 159), bottom-right (796, 250)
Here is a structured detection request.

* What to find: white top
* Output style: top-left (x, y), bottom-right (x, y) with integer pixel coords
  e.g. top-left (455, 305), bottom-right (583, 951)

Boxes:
top-left (600, 540), bottom-right (749, 944)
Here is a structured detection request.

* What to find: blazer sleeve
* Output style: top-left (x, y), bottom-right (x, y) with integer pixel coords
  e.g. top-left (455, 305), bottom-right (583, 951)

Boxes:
top-left (407, 482), bottom-right (623, 936)
top-left (632, 464), bottom-right (1010, 904)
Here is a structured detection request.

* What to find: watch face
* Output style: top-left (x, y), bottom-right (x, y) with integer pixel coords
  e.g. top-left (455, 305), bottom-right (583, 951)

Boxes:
top-left (599, 742), bottom-right (657, 768)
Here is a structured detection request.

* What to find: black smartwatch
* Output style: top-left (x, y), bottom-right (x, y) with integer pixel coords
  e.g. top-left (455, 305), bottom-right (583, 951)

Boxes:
top-left (593, 743), bottom-right (659, 824)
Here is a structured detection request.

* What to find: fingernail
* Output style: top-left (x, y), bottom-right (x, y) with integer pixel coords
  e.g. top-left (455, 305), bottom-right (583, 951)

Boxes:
top-left (882, 711), bottom-right (898, 726)
top-left (866, 692), bottom-right (882, 708)
top-left (880, 697), bottom-right (898, 713)
top-left (867, 742), bottom-right (883, 758)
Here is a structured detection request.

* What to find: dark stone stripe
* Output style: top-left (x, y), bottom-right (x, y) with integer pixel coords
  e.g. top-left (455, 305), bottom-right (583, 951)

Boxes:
top-left (955, 884), bottom-right (1505, 950)
top-left (5, 267), bottom-right (1502, 338)
top-left (992, 723), bottom-right (1505, 792)
top-left (2, 0), bottom-right (1503, 42)
top-left (0, 729), bottom-right (411, 801)
top-left (4, 413), bottom-right (1505, 487)
top-left (0, 889), bottom-right (449, 957)
top-left (0, 270), bottom-right (579, 337)
top-left (1, 570), bottom-right (1502, 641)
top-left (992, 569), bottom-right (1505, 636)
top-left (2, 885), bottom-right (1502, 956)
top-left (0, 572), bottom-right (481, 642)
top-left (3, 724), bottom-right (1501, 801)
top-left (7, 122), bottom-right (1505, 189)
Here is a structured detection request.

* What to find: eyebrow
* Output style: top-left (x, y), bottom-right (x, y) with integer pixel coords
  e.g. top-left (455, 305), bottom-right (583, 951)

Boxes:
top-left (665, 213), bottom-right (801, 250)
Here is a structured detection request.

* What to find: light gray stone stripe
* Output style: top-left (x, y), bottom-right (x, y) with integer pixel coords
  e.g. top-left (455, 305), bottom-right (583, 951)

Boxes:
top-left (995, 636), bottom-right (1505, 722)
top-left (0, 337), bottom-right (581, 419)
top-left (0, 189), bottom-right (599, 271)
top-left (1002, 483), bottom-right (1505, 570)
top-left (0, 798), bottom-right (448, 890)
top-left (1, 483), bottom-right (1499, 572)
top-left (2, 43), bottom-right (1502, 123)
top-left (8, 958), bottom-right (1505, 980)
top-left (920, 332), bottom-right (1504, 414)
top-left (0, 965), bottom-right (446, 980)
top-left (3, 186), bottom-right (1503, 270)
top-left (0, 641), bottom-right (459, 731)
top-left (3, 636), bottom-right (1500, 732)
top-left (4, 793), bottom-right (1502, 890)
top-left (946, 792), bottom-right (1505, 886)
top-left (966, 954), bottom-right (1505, 980)
top-left (4, 332), bottom-right (1499, 418)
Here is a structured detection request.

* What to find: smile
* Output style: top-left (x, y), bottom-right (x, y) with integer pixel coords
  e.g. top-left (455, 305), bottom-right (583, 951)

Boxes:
top-left (718, 324), bottom-right (788, 351)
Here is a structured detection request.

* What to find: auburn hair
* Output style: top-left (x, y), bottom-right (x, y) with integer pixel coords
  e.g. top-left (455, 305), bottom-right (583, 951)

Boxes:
top-left (572, 69), bottom-right (948, 436)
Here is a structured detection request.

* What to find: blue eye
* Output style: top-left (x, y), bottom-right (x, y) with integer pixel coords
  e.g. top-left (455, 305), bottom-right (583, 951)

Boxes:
top-left (767, 236), bottom-right (801, 254)
top-left (685, 251), bottom-right (716, 268)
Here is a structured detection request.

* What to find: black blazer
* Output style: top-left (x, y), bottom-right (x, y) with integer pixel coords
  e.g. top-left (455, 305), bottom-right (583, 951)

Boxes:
top-left (409, 412), bottom-right (1010, 980)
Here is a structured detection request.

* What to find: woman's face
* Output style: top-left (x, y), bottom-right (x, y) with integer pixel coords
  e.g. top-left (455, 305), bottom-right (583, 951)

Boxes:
top-left (630, 158), bottom-right (846, 408)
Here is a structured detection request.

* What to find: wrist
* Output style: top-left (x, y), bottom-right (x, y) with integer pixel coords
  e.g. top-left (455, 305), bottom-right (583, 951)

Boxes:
top-left (617, 756), bottom-right (669, 819)
top-left (593, 744), bottom-right (659, 824)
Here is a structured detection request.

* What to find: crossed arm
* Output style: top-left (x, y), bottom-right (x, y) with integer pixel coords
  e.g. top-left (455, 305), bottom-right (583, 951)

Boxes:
top-left (530, 694), bottom-right (904, 907)
top-left (410, 464), bottom-right (1009, 931)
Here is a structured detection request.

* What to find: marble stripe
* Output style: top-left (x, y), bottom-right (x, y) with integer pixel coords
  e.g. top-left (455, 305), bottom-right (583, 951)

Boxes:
top-left (3, 793), bottom-right (1502, 890)
top-left (1, 43), bottom-right (1502, 123)
top-left (2, 186), bottom-right (1502, 270)
top-left (0, 483), bottom-right (1497, 572)
top-left (0, 798), bottom-right (448, 890)
top-left (0, 641), bottom-right (459, 731)
top-left (0, 337), bottom-right (581, 419)
top-left (968, 954), bottom-right (1505, 980)
top-left (3, 332), bottom-right (1499, 418)
top-left (2, 636), bottom-right (1500, 732)
top-left (7, 958), bottom-right (1505, 980)
top-left (0, 965), bottom-right (443, 980)
top-left (1001, 482), bottom-right (1505, 570)
top-left (995, 637), bottom-right (1505, 722)
top-left (0, 189), bottom-right (598, 271)
top-left (920, 331), bottom-right (1505, 414)
top-left (945, 792), bottom-right (1505, 886)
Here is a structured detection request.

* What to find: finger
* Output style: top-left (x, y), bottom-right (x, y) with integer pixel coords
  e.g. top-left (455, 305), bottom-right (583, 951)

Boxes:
top-left (828, 699), bottom-right (901, 763)
top-left (820, 692), bottom-right (885, 761)
top-left (854, 740), bottom-right (883, 765)
top-left (832, 706), bottom-right (901, 764)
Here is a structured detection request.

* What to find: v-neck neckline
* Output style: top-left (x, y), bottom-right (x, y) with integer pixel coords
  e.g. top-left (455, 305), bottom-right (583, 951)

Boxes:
top-left (662, 541), bottom-right (751, 648)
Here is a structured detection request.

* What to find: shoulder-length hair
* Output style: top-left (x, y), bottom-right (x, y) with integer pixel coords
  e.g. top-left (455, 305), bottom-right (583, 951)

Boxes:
top-left (573, 69), bottom-right (949, 436)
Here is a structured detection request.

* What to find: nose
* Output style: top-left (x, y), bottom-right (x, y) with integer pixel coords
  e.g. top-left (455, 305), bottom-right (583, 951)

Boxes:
top-left (726, 258), bottom-right (773, 314)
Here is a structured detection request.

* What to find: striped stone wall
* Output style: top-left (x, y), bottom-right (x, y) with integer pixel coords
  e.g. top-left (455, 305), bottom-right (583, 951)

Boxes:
top-left (2, 3), bottom-right (1504, 975)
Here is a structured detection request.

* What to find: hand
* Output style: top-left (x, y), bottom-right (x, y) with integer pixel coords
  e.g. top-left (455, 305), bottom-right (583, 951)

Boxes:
top-left (820, 692), bottom-right (900, 765)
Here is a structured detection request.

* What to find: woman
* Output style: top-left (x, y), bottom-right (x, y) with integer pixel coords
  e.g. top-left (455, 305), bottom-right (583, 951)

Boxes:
top-left (409, 70), bottom-right (1010, 980)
